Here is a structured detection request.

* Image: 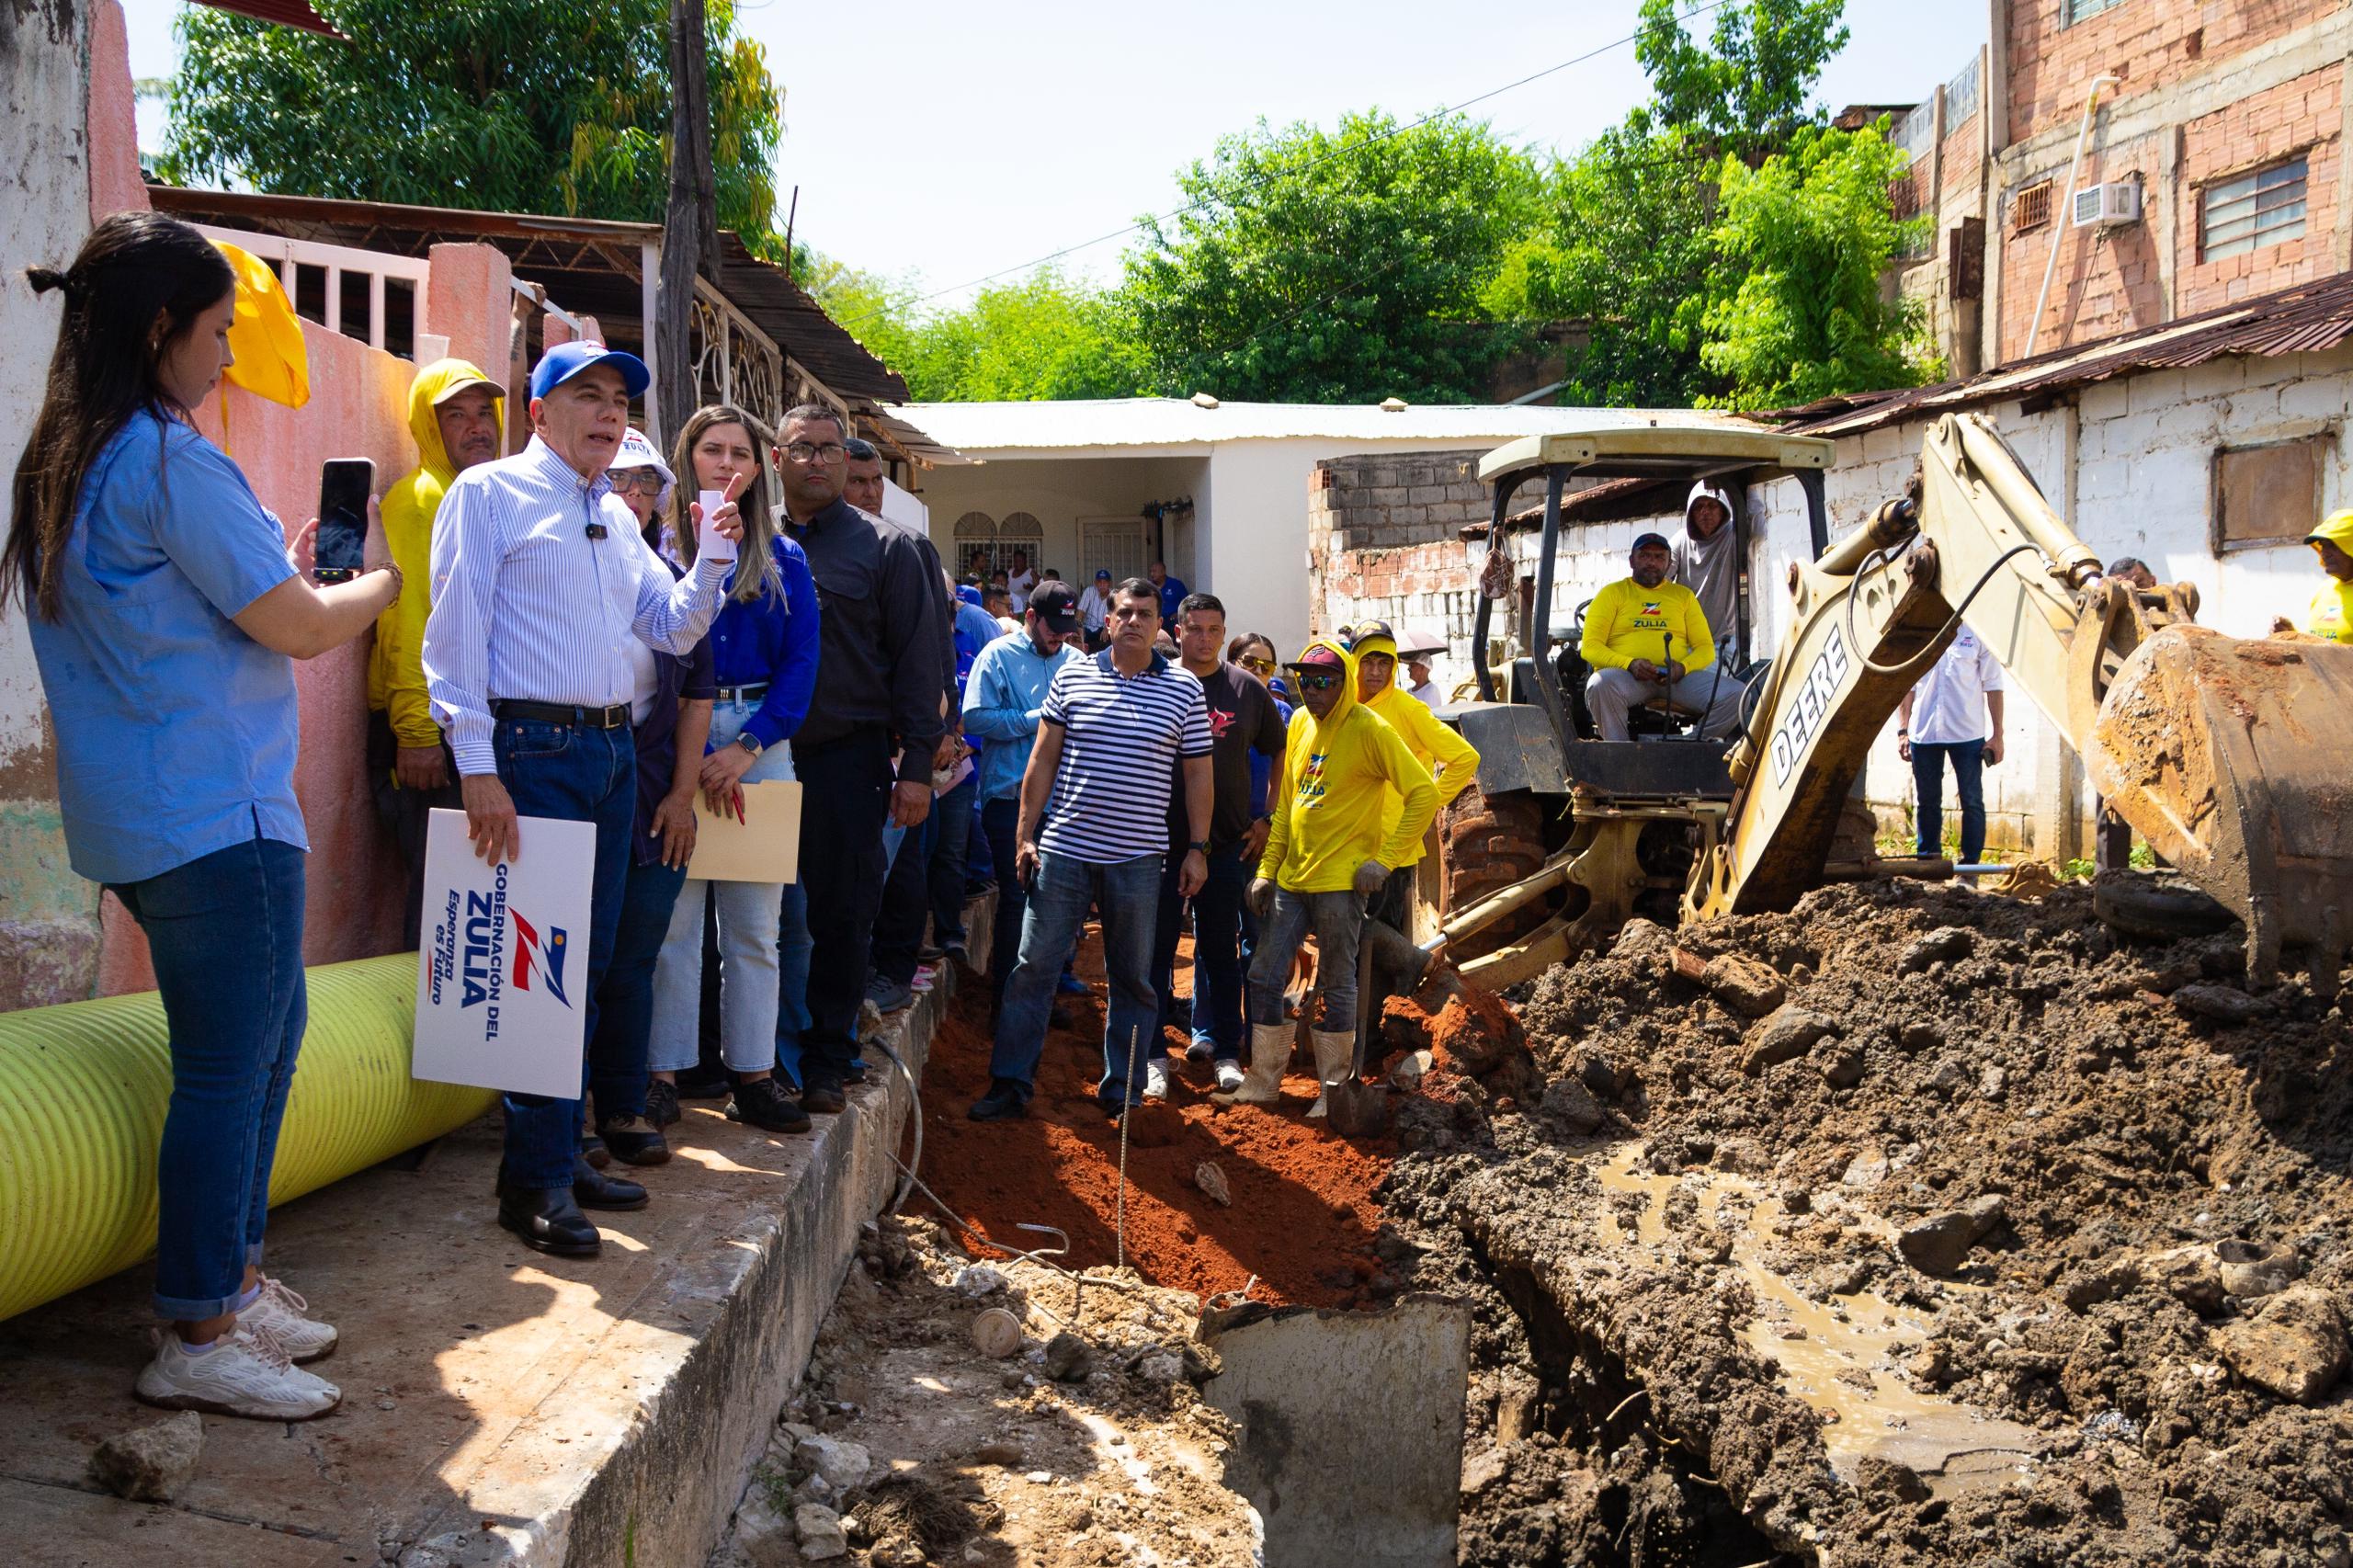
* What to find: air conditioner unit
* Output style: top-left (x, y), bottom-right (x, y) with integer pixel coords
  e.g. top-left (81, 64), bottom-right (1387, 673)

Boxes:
top-left (2074, 180), bottom-right (2143, 228)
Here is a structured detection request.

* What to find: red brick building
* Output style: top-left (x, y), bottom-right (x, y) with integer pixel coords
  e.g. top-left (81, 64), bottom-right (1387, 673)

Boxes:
top-left (1897, 1), bottom-right (2351, 374)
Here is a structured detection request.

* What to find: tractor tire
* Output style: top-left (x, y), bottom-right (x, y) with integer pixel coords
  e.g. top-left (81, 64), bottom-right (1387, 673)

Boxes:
top-left (1442, 784), bottom-right (1550, 963)
top-left (2093, 869), bottom-right (2238, 941)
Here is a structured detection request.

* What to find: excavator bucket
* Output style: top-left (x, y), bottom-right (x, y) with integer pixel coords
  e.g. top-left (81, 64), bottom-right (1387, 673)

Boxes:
top-left (2086, 624), bottom-right (2353, 982)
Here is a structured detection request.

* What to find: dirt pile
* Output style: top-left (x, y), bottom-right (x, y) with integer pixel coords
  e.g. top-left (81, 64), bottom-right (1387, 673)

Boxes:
top-left (1380, 877), bottom-right (2353, 1566)
top-left (710, 1214), bottom-right (1260, 1567)
top-left (917, 964), bottom-right (1394, 1308)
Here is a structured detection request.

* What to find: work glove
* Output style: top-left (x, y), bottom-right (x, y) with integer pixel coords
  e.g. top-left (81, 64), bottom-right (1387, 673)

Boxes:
top-left (1352, 859), bottom-right (1389, 900)
top-left (1246, 877), bottom-right (1277, 921)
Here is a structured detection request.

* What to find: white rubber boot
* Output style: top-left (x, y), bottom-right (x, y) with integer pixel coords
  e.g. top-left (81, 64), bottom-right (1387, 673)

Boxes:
top-left (1306, 1029), bottom-right (1356, 1119)
top-left (1211, 1022), bottom-right (1290, 1107)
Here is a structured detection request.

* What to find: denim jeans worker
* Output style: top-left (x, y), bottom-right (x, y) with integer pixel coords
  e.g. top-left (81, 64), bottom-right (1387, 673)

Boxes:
top-left (1246, 885), bottom-right (1367, 1042)
top-left (971, 579), bottom-right (1212, 1122)
top-left (17, 212), bottom-right (411, 1418)
top-left (424, 342), bottom-right (737, 1256)
top-left (1898, 624), bottom-right (2006, 866)
top-left (961, 585), bottom-right (1085, 1005)
top-left (992, 849), bottom-right (1165, 1107)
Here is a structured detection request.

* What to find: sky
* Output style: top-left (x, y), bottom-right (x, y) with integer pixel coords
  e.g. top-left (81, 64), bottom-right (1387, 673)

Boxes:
top-left (122, 0), bottom-right (1984, 308)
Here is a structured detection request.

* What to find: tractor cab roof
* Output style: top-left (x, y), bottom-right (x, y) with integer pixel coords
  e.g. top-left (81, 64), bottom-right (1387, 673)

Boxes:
top-left (1478, 414), bottom-right (1835, 488)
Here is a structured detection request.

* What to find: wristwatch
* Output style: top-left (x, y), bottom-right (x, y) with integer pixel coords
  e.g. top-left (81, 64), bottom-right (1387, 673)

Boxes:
top-left (1188, 840), bottom-right (1209, 853)
top-left (734, 733), bottom-right (764, 756)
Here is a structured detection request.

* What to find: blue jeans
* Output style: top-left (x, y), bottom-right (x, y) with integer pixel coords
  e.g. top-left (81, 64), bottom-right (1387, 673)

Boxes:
top-left (588, 855), bottom-right (688, 1124)
top-left (652, 699), bottom-right (801, 1075)
top-left (1912, 738), bottom-right (1988, 863)
top-left (772, 882), bottom-right (814, 1085)
top-left (1248, 888), bottom-right (1364, 1031)
top-left (990, 849), bottom-right (1161, 1108)
top-left (494, 719), bottom-right (635, 1190)
top-left (980, 796), bottom-right (1027, 999)
top-left (1188, 846), bottom-right (1255, 1059)
top-left (110, 835), bottom-right (308, 1321)
top-left (927, 774), bottom-right (978, 947)
top-left (1148, 848), bottom-right (1187, 1058)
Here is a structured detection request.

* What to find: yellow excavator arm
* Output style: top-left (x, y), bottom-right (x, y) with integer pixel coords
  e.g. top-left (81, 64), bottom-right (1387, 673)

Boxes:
top-left (1685, 411), bottom-right (2353, 983)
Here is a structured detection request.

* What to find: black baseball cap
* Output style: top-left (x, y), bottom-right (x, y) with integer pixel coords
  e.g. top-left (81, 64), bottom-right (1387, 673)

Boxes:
top-left (1029, 580), bottom-right (1080, 632)
top-left (1631, 530), bottom-right (1671, 553)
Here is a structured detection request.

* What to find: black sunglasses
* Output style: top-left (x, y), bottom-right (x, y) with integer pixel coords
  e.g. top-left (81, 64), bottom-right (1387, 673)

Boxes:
top-left (1293, 671), bottom-right (1341, 690)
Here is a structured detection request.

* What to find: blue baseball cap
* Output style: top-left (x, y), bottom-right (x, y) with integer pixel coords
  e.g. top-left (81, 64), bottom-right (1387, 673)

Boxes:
top-left (529, 340), bottom-right (651, 401)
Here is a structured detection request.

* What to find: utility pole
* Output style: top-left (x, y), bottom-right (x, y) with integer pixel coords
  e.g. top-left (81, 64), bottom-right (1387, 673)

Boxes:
top-left (656, 0), bottom-right (718, 447)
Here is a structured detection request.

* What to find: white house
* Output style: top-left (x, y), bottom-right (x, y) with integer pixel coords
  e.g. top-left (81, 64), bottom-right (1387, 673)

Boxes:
top-left (897, 398), bottom-right (1671, 655)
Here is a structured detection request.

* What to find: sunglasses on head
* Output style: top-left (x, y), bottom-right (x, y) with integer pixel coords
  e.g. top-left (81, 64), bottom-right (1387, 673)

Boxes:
top-left (1293, 671), bottom-right (1341, 690)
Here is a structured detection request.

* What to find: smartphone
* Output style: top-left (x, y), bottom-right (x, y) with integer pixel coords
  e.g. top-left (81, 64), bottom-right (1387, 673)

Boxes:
top-left (314, 458), bottom-right (374, 583)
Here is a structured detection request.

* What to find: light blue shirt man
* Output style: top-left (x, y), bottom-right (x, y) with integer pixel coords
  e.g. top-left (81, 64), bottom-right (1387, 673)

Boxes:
top-left (962, 627), bottom-right (1081, 803)
top-left (29, 413), bottom-right (306, 885)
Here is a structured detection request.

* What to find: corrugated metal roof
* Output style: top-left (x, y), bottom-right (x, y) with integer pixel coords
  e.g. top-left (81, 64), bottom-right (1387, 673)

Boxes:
top-left (145, 185), bottom-right (913, 408)
top-left (193, 0), bottom-right (339, 36)
top-left (896, 399), bottom-right (1780, 454)
top-left (1772, 267), bottom-right (2353, 440)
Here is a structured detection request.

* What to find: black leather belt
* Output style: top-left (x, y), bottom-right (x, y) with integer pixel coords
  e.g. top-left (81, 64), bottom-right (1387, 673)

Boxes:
top-left (715, 681), bottom-right (771, 704)
top-left (492, 699), bottom-right (631, 729)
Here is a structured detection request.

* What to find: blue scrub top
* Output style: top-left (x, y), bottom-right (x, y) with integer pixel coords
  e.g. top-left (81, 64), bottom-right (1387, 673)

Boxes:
top-left (28, 411), bottom-right (306, 886)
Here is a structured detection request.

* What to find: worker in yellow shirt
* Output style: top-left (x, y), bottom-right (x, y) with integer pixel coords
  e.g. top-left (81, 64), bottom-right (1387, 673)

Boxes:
top-left (368, 358), bottom-right (506, 944)
top-left (1580, 530), bottom-right (1745, 741)
top-left (1346, 619), bottom-right (1478, 931)
top-left (1223, 638), bottom-right (1437, 1118)
top-left (2270, 509), bottom-right (2353, 644)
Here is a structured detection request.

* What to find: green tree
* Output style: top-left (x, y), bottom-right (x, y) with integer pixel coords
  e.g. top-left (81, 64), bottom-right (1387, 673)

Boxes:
top-left (1633, 0), bottom-right (1850, 157)
top-left (1120, 111), bottom-right (1542, 403)
top-left (803, 259), bottom-right (1146, 403)
top-left (1699, 126), bottom-right (1935, 407)
top-left (159, 0), bottom-right (786, 253)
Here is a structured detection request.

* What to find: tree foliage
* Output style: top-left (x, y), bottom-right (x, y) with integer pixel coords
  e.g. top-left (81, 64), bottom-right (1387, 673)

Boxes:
top-left (1633, 0), bottom-right (1850, 158)
top-left (1119, 111), bottom-right (1541, 403)
top-left (160, 0), bottom-right (786, 254)
top-left (804, 259), bottom-right (1146, 403)
top-left (1700, 126), bottom-right (1933, 407)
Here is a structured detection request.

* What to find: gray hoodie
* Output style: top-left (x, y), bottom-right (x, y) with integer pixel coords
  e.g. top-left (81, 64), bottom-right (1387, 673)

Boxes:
top-left (1674, 482), bottom-right (1742, 667)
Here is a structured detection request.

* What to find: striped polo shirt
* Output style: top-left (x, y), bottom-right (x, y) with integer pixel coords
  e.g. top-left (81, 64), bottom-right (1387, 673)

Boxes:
top-left (1038, 649), bottom-right (1211, 864)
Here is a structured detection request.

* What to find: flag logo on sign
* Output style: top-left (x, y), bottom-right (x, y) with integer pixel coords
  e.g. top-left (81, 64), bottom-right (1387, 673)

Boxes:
top-left (509, 911), bottom-right (573, 1006)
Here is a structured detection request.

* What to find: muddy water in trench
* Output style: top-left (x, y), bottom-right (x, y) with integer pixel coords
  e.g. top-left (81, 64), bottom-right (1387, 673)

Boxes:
top-left (1592, 1144), bottom-right (2043, 1496)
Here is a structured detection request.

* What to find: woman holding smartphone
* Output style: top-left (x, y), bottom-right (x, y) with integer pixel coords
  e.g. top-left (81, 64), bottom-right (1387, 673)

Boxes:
top-left (579, 428), bottom-right (714, 1167)
top-left (6, 213), bottom-right (401, 1419)
top-left (647, 406), bottom-right (820, 1134)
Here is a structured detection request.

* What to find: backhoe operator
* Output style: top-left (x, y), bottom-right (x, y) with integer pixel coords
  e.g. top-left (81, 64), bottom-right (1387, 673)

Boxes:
top-left (1581, 532), bottom-right (1744, 742)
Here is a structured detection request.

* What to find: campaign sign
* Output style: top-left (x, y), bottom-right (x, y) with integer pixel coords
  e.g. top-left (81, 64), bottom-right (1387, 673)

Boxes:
top-left (413, 808), bottom-right (597, 1098)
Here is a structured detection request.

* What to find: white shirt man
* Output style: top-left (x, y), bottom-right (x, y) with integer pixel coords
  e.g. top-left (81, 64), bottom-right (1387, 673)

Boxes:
top-left (1006, 554), bottom-right (1037, 614)
top-left (1898, 627), bottom-right (2006, 865)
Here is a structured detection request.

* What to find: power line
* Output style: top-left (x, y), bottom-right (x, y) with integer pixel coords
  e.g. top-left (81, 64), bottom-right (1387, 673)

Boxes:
top-left (828, 0), bottom-right (1736, 328)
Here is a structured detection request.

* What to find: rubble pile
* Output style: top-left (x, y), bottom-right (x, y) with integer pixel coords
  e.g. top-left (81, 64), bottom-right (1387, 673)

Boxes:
top-left (1381, 878), bottom-right (2353, 1566)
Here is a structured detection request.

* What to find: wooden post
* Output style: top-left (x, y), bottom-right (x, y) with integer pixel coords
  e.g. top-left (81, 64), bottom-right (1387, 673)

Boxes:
top-left (657, 0), bottom-right (718, 446)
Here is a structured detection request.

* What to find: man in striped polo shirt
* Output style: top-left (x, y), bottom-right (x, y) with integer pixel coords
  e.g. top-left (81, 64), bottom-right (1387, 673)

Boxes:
top-left (970, 579), bottom-right (1212, 1122)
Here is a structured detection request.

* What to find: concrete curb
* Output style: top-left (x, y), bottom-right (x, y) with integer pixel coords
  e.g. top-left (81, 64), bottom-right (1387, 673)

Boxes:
top-left (406, 896), bottom-right (991, 1568)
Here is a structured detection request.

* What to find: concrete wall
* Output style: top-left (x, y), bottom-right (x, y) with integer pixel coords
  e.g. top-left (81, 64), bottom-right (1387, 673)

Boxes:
top-left (1311, 449), bottom-right (1490, 692)
top-left (1, 0), bottom-right (122, 1010)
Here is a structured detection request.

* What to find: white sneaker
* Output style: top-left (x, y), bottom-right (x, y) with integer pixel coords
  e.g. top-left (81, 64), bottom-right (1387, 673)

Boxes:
top-left (136, 1324), bottom-right (341, 1421)
top-left (1214, 1060), bottom-right (1246, 1094)
top-left (236, 1276), bottom-right (337, 1364)
top-left (1142, 1061), bottom-right (1169, 1101)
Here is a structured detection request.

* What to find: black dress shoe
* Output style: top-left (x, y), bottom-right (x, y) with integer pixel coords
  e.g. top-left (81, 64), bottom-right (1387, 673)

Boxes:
top-left (597, 1114), bottom-right (672, 1165)
top-left (801, 1083), bottom-right (848, 1115)
top-left (645, 1079), bottom-right (681, 1129)
top-left (571, 1155), bottom-right (649, 1210)
top-left (496, 1182), bottom-right (602, 1256)
top-left (579, 1133), bottom-right (610, 1169)
top-left (968, 1082), bottom-right (1028, 1121)
top-left (726, 1075), bottom-right (812, 1134)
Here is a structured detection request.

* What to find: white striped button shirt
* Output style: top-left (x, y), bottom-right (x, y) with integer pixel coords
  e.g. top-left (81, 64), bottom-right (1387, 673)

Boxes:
top-left (424, 435), bottom-right (729, 776)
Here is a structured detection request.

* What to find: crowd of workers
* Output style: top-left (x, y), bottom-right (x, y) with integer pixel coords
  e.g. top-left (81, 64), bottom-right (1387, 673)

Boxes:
top-left (12, 210), bottom-right (2353, 1430)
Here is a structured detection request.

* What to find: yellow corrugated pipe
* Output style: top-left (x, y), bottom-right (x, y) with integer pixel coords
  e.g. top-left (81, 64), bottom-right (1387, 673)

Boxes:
top-left (0, 954), bottom-right (494, 1322)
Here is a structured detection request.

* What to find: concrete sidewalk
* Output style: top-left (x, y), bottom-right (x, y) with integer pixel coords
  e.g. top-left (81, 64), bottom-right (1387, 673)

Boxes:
top-left (1, 953), bottom-right (977, 1568)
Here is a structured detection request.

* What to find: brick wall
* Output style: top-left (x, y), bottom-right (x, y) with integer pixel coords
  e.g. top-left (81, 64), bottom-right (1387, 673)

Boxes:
top-left (1310, 449), bottom-right (1491, 661)
top-left (2177, 66), bottom-right (2344, 313)
top-left (2005, 0), bottom-right (2329, 149)
top-left (1995, 121), bottom-right (2174, 358)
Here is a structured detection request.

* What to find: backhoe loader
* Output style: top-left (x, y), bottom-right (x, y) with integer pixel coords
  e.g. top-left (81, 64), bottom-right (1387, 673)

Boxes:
top-left (1428, 410), bottom-right (2353, 991)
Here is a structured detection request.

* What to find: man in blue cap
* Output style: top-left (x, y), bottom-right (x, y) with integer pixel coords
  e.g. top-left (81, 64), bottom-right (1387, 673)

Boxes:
top-left (424, 340), bottom-right (745, 1259)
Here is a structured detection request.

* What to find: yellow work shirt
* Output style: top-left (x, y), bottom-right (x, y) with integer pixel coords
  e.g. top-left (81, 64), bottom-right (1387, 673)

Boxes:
top-left (1578, 577), bottom-right (1717, 674)
top-left (2302, 577), bottom-right (2353, 643)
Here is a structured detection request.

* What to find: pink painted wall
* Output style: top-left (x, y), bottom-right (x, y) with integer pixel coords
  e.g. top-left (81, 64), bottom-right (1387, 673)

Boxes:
top-left (97, 322), bottom-right (421, 994)
top-left (85, 2), bottom-right (147, 222)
